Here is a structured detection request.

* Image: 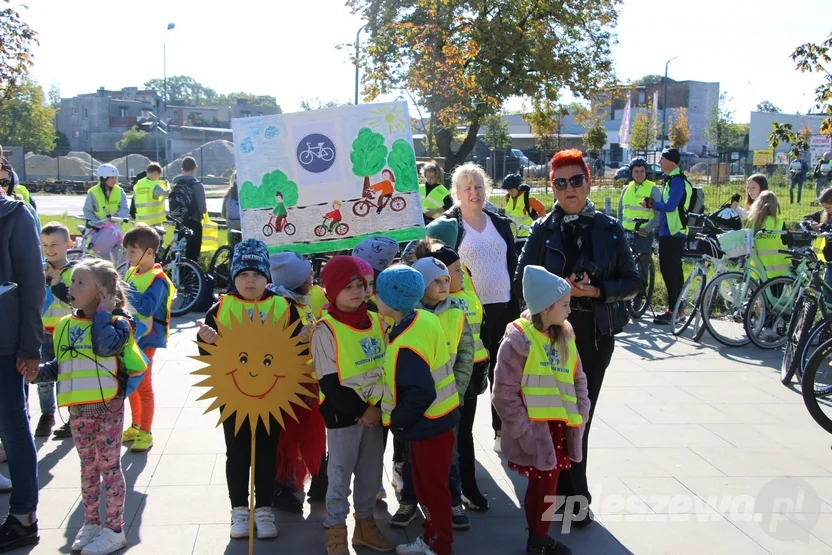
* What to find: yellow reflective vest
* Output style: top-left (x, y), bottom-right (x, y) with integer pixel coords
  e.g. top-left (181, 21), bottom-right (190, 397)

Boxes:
top-left (505, 194), bottom-right (534, 238)
top-left (436, 306), bottom-right (465, 367)
top-left (43, 265), bottom-right (74, 333)
top-left (381, 310), bottom-right (460, 426)
top-left (419, 183), bottom-right (450, 216)
top-left (16, 184), bottom-right (32, 206)
top-left (751, 216), bottom-right (790, 278)
top-left (310, 285), bottom-right (327, 319)
top-left (88, 184), bottom-right (124, 220)
top-left (216, 294), bottom-right (290, 329)
top-left (125, 264), bottom-right (175, 339)
top-left (201, 213), bottom-right (219, 253)
top-left (514, 318), bottom-right (582, 426)
top-left (449, 287), bottom-right (487, 363)
top-left (316, 312), bottom-right (386, 405)
top-left (133, 178), bottom-right (168, 225)
top-left (53, 314), bottom-right (147, 407)
top-left (621, 180), bottom-right (656, 231)
top-left (662, 169), bottom-right (692, 236)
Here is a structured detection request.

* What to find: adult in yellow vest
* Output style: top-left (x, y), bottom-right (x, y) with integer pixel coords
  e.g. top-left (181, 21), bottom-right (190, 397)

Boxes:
top-left (617, 158), bottom-right (660, 235)
top-left (644, 148), bottom-right (693, 325)
top-left (746, 190), bottom-right (790, 278)
top-left (420, 160), bottom-right (453, 223)
top-left (84, 164), bottom-right (129, 222)
top-left (131, 163), bottom-right (169, 226)
top-left (492, 265), bottom-right (588, 553)
top-left (501, 174), bottom-right (547, 239)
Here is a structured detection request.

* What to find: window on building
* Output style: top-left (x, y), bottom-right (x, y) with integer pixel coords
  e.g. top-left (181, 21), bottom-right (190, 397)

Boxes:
top-left (638, 92), bottom-right (646, 105)
top-left (73, 131), bottom-right (80, 138)
top-left (84, 131), bottom-right (89, 142)
top-left (73, 107), bottom-right (78, 115)
top-left (83, 108), bottom-right (88, 119)
top-left (119, 107), bottom-right (128, 118)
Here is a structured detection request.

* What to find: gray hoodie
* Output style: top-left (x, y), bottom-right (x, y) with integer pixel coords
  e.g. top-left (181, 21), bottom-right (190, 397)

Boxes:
top-left (0, 196), bottom-right (45, 359)
top-left (417, 298), bottom-right (474, 402)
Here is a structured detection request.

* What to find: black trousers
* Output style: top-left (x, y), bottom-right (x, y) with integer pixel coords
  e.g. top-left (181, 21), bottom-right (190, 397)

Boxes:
top-left (185, 219), bottom-right (203, 261)
top-left (659, 236), bottom-right (685, 311)
top-left (223, 412), bottom-right (281, 508)
top-left (457, 393), bottom-right (479, 493)
top-left (483, 301), bottom-right (519, 433)
top-left (556, 314), bottom-right (614, 505)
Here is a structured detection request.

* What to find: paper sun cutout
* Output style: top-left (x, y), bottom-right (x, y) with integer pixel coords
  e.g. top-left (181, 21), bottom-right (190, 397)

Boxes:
top-left (191, 303), bottom-right (315, 435)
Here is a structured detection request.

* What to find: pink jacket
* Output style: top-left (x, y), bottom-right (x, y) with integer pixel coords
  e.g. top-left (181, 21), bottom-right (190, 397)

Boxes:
top-left (492, 316), bottom-right (590, 471)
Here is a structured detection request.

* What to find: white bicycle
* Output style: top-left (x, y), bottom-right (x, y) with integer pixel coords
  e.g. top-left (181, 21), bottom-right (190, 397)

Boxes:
top-left (299, 142), bottom-right (335, 165)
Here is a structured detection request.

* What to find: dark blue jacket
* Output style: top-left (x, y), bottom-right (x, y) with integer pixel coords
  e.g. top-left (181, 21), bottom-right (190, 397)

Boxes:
top-left (388, 312), bottom-right (460, 441)
top-left (654, 174), bottom-right (687, 238)
top-left (127, 277), bottom-right (170, 350)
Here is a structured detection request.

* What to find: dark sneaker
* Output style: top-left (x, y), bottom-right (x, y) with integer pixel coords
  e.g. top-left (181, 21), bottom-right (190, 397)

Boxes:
top-left (272, 487), bottom-right (303, 513)
top-left (390, 502), bottom-right (419, 528)
top-left (571, 507), bottom-right (594, 529)
top-left (653, 312), bottom-right (672, 325)
top-left (451, 504), bottom-right (470, 530)
top-left (461, 486), bottom-right (489, 512)
top-left (34, 414), bottom-right (55, 438)
top-left (52, 422), bottom-right (72, 439)
top-left (527, 534), bottom-right (572, 555)
top-left (307, 474), bottom-right (327, 502)
top-left (0, 514), bottom-right (39, 553)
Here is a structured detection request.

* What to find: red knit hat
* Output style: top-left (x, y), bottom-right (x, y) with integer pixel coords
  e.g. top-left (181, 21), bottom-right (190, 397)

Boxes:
top-left (321, 256), bottom-right (367, 303)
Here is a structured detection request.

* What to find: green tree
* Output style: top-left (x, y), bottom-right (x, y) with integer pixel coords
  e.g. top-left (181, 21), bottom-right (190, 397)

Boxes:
top-left (705, 92), bottom-right (742, 150)
top-left (668, 107), bottom-right (691, 149)
top-left (523, 99), bottom-right (569, 151)
top-left (144, 76), bottom-right (217, 105)
top-left (0, 0), bottom-right (38, 106)
top-left (349, 0), bottom-right (619, 172)
top-left (47, 83), bottom-right (61, 109)
top-left (0, 78), bottom-right (56, 153)
top-left (52, 131), bottom-right (69, 156)
top-left (387, 139), bottom-right (418, 192)
top-left (215, 92), bottom-right (281, 110)
top-left (770, 32), bottom-right (832, 156)
top-left (115, 126), bottom-right (147, 152)
top-left (583, 117), bottom-right (608, 152)
top-left (756, 100), bottom-right (782, 113)
top-left (186, 112), bottom-right (210, 126)
top-left (635, 74), bottom-right (664, 85)
top-left (628, 111), bottom-right (656, 153)
top-left (300, 97), bottom-right (346, 111)
top-left (350, 127), bottom-right (388, 193)
top-left (239, 170), bottom-right (299, 210)
top-left (482, 113), bottom-right (511, 150)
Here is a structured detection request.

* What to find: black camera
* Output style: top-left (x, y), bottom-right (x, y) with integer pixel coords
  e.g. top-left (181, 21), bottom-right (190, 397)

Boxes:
top-left (572, 257), bottom-right (599, 283)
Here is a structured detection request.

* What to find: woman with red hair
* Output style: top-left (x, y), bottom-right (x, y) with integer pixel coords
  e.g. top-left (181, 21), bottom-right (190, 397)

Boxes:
top-left (513, 149), bottom-right (639, 528)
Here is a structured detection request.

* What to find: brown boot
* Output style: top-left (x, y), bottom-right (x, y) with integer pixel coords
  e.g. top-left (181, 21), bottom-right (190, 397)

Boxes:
top-left (325, 524), bottom-right (350, 555)
top-left (352, 514), bottom-right (395, 552)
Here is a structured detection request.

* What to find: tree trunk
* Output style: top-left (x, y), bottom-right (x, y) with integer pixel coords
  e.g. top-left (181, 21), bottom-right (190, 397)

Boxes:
top-left (436, 123), bottom-right (481, 175)
top-left (363, 175), bottom-right (371, 197)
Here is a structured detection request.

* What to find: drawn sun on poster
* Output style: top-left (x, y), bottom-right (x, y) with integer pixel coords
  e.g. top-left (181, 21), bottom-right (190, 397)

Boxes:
top-left (367, 104), bottom-right (406, 134)
top-left (190, 304), bottom-right (315, 435)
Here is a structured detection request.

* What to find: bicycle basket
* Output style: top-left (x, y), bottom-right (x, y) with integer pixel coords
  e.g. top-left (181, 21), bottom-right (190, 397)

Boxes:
top-left (717, 229), bottom-right (753, 259)
top-left (684, 235), bottom-right (722, 259)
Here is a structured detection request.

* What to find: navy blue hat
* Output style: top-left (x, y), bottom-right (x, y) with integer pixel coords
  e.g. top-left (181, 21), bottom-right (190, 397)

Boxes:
top-left (231, 239), bottom-right (271, 282)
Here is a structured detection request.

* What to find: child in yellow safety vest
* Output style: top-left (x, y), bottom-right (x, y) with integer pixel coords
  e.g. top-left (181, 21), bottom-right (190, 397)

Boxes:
top-left (267, 252), bottom-right (328, 511)
top-left (312, 256), bottom-right (395, 555)
top-left (376, 265), bottom-right (461, 555)
top-left (492, 265), bottom-right (590, 555)
top-left (196, 238), bottom-right (293, 541)
top-left (38, 221), bottom-right (77, 440)
top-left (33, 258), bottom-right (148, 555)
top-left (747, 191), bottom-right (791, 278)
top-left (121, 224), bottom-right (174, 454)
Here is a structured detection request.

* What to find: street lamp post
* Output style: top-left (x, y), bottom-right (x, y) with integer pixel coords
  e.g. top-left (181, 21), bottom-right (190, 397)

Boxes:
top-left (163, 23), bottom-right (175, 171)
top-left (355, 24), bottom-right (368, 105)
top-left (661, 56), bottom-right (678, 150)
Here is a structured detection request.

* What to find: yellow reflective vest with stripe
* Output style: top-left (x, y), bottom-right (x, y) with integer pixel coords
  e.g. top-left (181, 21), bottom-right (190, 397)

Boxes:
top-left (316, 312), bottom-right (386, 405)
top-left (216, 294), bottom-right (290, 329)
top-left (381, 310), bottom-right (460, 426)
top-left (621, 180), bottom-right (656, 231)
top-left (662, 169), bottom-right (692, 236)
top-left (42, 265), bottom-right (74, 333)
top-left (449, 282), bottom-right (487, 363)
top-left (436, 305), bottom-right (465, 367)
top-left (419, 183), bottom-right (450, 215)
top-left (506, 194), bottom-right (535, 237)
top-left (514, 318), bottom-right (582, 426)
top-left (88, 184), bottom-right (124, 220)
top-left (133, 178), bottom-right (168, 225)
top-left (53, 314), bottom-right (148, 407)
top-left (125, 264), bottom-right (175, 339)
top-left (751, 216), bottom-right (790, 278)
top-left (201, 213), bottom-right (219, 252)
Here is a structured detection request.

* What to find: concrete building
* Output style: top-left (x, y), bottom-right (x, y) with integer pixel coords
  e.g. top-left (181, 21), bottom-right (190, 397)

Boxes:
top-left (748, 111), bottom-right (830, 164)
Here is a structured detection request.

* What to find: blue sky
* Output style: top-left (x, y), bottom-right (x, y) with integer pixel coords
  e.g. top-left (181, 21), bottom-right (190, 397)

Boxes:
top-left (22, 0), bottom-right (830, 122)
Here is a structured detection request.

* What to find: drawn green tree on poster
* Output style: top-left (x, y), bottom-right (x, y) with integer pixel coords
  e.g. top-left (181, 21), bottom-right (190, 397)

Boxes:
top-left (351, 127), bottom-right (388, 193)
top-left (239, 170), bottom-right (298, 209)
top-left (387, 139), bottom-right (418, 193)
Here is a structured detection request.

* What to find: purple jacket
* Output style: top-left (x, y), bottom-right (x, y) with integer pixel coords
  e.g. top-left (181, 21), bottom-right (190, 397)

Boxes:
top-left (492, 315), bottom-right (590, 471)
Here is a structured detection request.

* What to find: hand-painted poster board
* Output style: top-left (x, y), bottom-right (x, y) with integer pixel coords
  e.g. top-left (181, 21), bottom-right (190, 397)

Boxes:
top-left (231, 101), bottom-right (425, 254)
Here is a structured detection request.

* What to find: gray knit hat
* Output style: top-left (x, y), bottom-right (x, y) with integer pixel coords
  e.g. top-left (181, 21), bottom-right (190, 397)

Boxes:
top-left (522, 265), bottom-right (571, 315)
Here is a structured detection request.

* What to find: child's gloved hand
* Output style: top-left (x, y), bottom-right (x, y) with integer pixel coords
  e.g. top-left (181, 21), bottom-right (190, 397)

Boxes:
top-left (197, 320), bottom-right (218, 344)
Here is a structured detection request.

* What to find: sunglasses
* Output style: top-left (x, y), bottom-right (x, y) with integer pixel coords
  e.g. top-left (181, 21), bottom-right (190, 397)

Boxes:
top-left (0, 178), bottom-right (11, 187)
top-left (552, 173), bottom-right (585, 191)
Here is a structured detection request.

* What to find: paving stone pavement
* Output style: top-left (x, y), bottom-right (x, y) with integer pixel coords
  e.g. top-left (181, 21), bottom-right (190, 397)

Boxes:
top-left (3, 317), bottom-right (832, 554)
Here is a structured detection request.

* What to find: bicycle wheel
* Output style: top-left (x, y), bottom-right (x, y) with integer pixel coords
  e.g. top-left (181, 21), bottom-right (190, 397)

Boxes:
top-left (744, 276), bottom-right (797, 349)
top-left (299, 151), bottom-right (314, 165)
top-left (353, 201), bottom-right (371, 217)
top-left (164, 258), bottom-right (206, 317)
top-left (781, 295), bottom-right (817, 384)
top-left (335, 223), bottom-right (349, 236)
top-left (208, 245), bottom-right (234, 297)
top-left (314, 225), bottom-right (327, 237)
top-left (801, 337), bottom-right (832, 434)
top-left (797, 316), bottom-right (832, 381)
top-left (284, 223), bottom-right (296, 236)
top-left (628, 255), bottom-right (655, 319)
top-left (262, 224), bottom-right (274, 237)
top-left (390, 197), bottom-right (406, 211)
top-left (701, 271), bottom-right (754, 347)
top-left (672, 267), bottom-right (706, 336)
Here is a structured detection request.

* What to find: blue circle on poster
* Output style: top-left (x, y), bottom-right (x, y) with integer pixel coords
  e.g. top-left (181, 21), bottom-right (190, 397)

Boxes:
top-left (296, 133), bottom-right (336, 173)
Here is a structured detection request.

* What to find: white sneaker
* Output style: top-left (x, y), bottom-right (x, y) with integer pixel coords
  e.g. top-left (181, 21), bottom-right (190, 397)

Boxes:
top-left (493, 436), bottom-right (502, 453)
top-left (391, 462), bottom-right (403, 492)
top-left (0, 473), bottom-right (11, 493)
top-left (0, 443), bottom-right (6, 463)
top-left (80, 527), bottom-right (126, 555)
top-left (71, 523), bottom-right (100, 552)
top-left (230, 507), bottom-right (249, 539)
top-left (396, 536), bottom-right (437, 555)
top-left (253, 507), bottom-right (278, 539)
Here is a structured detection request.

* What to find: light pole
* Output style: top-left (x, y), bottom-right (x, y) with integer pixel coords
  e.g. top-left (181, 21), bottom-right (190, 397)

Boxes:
top-left (747, 80), bottom-right (755, 112)
top-left (355, 24), bottom-right (368, 105)
top-left (661, 56), bottom-right (678, 150)
top-left (163, 23), bottom-right (175, 117)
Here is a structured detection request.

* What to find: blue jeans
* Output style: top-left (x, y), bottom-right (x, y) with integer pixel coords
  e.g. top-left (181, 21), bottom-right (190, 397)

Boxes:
top-left (33, 334), bottom-right (56, 415)
top-left (0, 354), bottom-right (39, 513)
top-left (401, 425), bottom-right (461, 506)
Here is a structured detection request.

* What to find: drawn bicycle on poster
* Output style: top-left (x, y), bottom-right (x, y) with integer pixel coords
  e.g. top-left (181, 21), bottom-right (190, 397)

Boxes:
top-left (352, 193), bottom-right (408, 217)
top-left (262, 215), bottom-right (296, 237)
top-left (314, 217), bottom-right (350, 237)
top-left (298, 142), bottom-right (335, 165)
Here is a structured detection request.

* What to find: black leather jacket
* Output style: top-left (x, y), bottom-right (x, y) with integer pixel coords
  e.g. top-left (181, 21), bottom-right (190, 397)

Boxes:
top-left (514, 208), bottom-right (639, 336)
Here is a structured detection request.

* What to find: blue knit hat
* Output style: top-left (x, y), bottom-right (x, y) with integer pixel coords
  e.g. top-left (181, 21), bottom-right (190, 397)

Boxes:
top-left (425, 218), bottom-right (458, 247)
top-left (232, 239), bottom-right (271, 282)
top-left (523, 265), bottom-right (571, 315)
top-left (376, 265), bottom-right (425, 313)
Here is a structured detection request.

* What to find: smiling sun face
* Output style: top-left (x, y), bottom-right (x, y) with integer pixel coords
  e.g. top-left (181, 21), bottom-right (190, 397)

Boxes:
top-left (191, 303), bottom-right (314, 435)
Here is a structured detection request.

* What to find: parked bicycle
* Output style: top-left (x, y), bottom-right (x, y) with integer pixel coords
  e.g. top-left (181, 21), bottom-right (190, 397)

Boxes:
top-left (156, 216), bottom-right (207, 317)
top-left (801, 335), bottom-right (832, 433)
top-left (68, 215), bottom-right (132, 276)
top-left (625, 218), bottom-right (656, 319)
top-left (671, 227), bottom-right (725, 342)
top-left (207, 230), bottom-right (241, 298)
